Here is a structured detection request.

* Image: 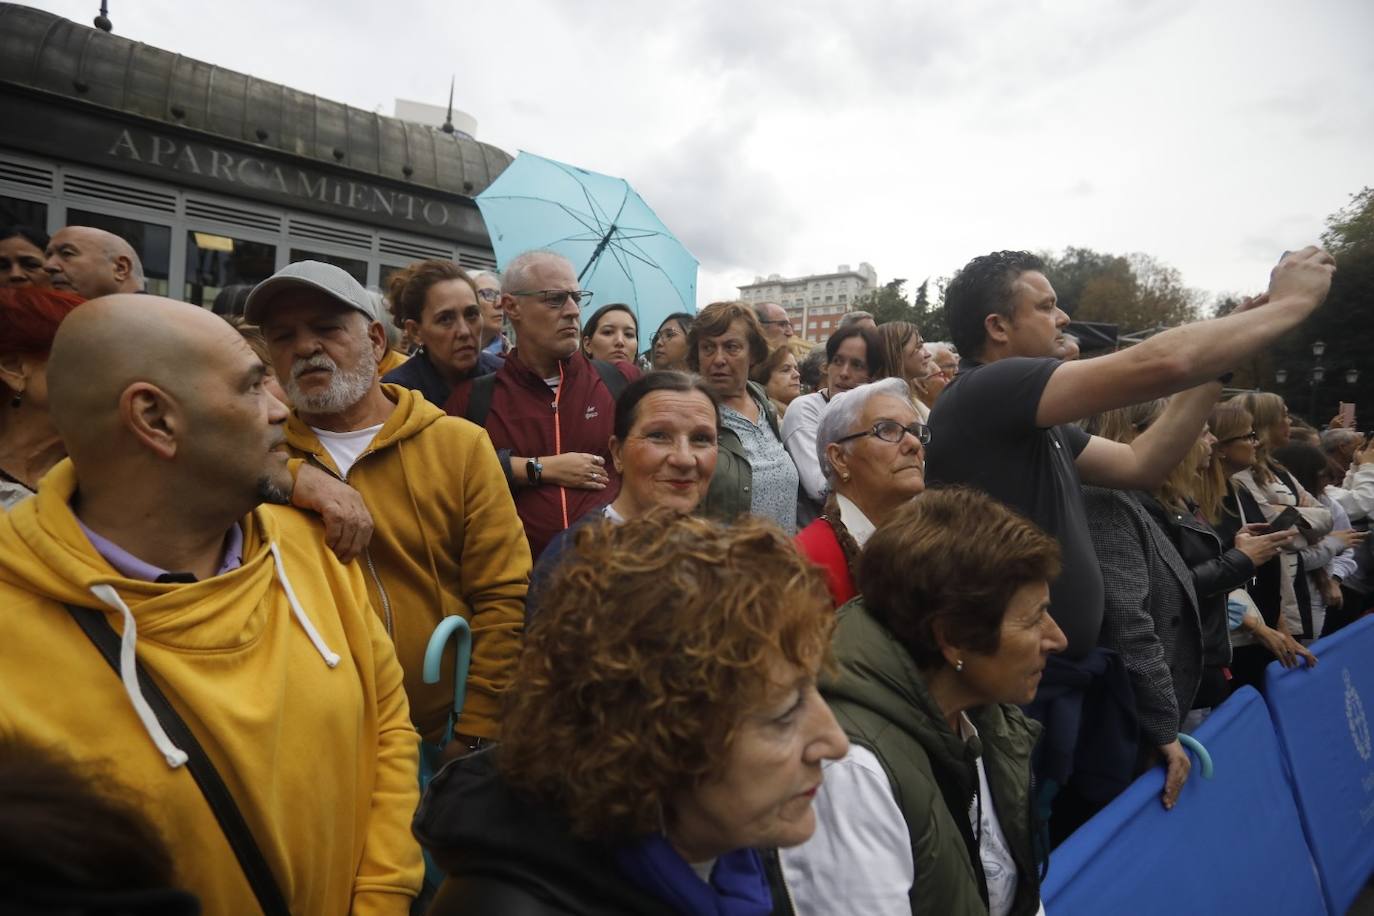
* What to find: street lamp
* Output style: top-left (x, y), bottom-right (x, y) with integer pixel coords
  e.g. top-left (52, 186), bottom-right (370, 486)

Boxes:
top-left (1276, 340), bottom-right (1359, 422)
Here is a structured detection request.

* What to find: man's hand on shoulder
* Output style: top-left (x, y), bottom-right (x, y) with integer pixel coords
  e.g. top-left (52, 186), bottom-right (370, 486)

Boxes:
top-left (290, 464), bottom-right (374, 563)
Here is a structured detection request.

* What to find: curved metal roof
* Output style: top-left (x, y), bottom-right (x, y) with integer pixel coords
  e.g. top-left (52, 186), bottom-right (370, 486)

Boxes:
top-left (0, 2), bottom-right (511, 199)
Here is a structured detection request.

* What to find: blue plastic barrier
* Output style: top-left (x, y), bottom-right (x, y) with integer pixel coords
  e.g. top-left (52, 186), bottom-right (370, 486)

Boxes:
top-left (1264, 615), bottom-right (1374, 916)
top-left (1044, 687), bottom-right (1326, 915)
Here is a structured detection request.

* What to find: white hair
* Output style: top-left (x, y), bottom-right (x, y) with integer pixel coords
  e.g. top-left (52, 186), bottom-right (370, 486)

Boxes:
top-left (470, 268), bottom-right (501, 286)
top-left (815, 378), bottom-right (913, 483)
top-left (501, 250), bottom-right (574, 294)
top-left (926, 342), bottom-right (956, 361)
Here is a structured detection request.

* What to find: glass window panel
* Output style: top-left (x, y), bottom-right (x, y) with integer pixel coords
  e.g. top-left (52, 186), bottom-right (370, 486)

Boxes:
top-left (184, 231), bottom-right (277, 313)
top-left (0, 196), bottom-right (47, 230)
top-left (289, 249), bottom-right (367, 286)
top-left (65, 209), bottom-right (172, 297)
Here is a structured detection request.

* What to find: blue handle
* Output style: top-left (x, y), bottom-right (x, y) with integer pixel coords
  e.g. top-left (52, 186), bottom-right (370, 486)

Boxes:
top-left (1177, 733), bottom-right (1214, 779)
top-left (422, 615), bottom-right (471, 718)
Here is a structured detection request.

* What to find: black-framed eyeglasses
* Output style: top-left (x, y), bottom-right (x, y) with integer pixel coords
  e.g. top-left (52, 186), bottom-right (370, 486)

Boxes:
top-left (510, 289), bottom-right (594, 308)
top-left (475, 288), bottom-right (501, 303)
top-left (835, 419), bottom-right (931, 446)
top-left (757, 317), bottom-right (791, 327)
top-left (1220, 431), bottom-right (1261, 444)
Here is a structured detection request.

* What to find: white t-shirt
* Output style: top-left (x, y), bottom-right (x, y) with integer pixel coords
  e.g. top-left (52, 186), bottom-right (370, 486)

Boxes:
top-left (781, 391), bottom-right (829, 503)
top-left (311, 423), bottom-right (384, 478)
top-left (783, 717), bottom-right (1042, 916)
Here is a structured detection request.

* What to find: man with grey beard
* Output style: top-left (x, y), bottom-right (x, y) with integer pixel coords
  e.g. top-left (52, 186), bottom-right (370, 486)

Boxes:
top-left (248, 262), bottom-right (529, 758)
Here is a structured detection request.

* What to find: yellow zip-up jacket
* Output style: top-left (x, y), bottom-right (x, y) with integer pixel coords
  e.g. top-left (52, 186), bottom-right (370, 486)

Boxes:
top-left (0, 461), bottom-right (423, 915)
top-left (286, 384), bottom-right (528, 743)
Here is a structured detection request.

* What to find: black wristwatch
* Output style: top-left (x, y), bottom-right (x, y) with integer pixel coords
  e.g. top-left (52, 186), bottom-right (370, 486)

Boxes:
top-left (526, 457), bottom-right (543, 485)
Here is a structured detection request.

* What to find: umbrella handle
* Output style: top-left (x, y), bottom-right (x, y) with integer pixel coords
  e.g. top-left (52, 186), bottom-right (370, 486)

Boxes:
top-left (423, 615), bottom-right (471, 717)
top-left (1177, 733), bottom-right (1214, 779)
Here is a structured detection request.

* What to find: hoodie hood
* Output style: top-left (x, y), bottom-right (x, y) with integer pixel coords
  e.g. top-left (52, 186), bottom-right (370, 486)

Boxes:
top-left (285, 383), bottom-right (445, 477)
top-left (0, 459), bottom-right (340, 766)
top-left (415, 749), bottom-right (668, 915)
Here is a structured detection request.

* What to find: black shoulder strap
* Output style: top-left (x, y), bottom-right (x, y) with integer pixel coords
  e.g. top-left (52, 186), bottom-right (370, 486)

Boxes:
top-left (464, 373), bottom-right (498, 427)
top-left (65, 603), bottom-right (292, 916)
top-left (590, 359), bottom-right (628, 402)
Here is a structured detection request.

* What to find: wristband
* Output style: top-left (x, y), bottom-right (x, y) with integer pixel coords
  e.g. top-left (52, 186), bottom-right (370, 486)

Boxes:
top-left (526, 457), bottom-right (543, 485)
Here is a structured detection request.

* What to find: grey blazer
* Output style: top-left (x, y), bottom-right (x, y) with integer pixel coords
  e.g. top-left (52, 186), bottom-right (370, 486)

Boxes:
top-left (1083, 486), bottom-right (1203, 747)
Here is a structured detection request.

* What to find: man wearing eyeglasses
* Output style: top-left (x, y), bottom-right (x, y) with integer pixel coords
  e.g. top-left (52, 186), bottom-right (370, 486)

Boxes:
top-left (753, 301), bottom-right (795, 347)
top-left (444, 250), bottom-right (640, 559)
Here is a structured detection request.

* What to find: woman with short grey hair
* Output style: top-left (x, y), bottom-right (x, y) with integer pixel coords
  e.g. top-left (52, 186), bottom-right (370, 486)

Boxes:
top-left (796, 378), bottom-right (929, 606)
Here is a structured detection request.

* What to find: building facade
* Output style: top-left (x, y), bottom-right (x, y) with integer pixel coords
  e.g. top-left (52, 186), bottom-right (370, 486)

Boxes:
top-left (737, 263), bottom-right (878, 344)
top-left (0, 3), bottom-right (509, 309)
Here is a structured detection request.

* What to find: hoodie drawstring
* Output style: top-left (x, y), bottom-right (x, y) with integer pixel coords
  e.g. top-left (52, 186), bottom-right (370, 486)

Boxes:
top-left (269, 542), bottom-right (341, 668)
top-left (89, 583), bottom-right (190, 769)
top-left (89, 544), bottom-right (342, 769)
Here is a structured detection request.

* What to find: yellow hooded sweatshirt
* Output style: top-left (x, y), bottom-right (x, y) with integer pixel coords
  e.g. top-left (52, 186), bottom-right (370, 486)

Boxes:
top-left (285, 383), bottom-right (528, 743)
top-left (0, 461), bottom-right (423, 915)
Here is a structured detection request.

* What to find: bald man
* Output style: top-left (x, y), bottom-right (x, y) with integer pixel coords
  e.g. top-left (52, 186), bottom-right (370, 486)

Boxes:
top-left (0, 296), bottom-right (423, 913)
top-left (45, 226), bottom-right (146, 298)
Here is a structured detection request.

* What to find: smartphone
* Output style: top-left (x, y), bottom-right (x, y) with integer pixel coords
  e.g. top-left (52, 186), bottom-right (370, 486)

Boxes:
top-left (1340, 401), bottom-right (1356, 429)
top-left (1266, 506), bottom-right (1305, 534)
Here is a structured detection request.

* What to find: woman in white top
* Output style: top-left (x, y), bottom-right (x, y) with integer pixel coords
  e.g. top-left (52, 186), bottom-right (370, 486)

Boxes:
top-left (782, 325), bottom-right (886, 517)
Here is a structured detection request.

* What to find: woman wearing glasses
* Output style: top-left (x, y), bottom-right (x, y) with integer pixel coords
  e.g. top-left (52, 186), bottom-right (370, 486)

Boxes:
top-left (797, 379), bottom-right (929, 607)
top-left (1198, 401), bottom-right (1315, 689)
top-left (650, 313), bottom-right (693, 371)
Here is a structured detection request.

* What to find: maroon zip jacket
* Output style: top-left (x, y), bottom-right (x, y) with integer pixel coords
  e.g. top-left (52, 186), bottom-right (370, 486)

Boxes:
top-left (444, 349), bottom-right (639, 559)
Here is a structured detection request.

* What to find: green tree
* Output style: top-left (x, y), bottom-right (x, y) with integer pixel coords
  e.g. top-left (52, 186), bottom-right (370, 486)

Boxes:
top-left (1265, 187), bottom-right (1374, 424)
top-left (1040, 247), bottom-right (1200, 332)
top-left (856, 278), bottom-right (915, 325)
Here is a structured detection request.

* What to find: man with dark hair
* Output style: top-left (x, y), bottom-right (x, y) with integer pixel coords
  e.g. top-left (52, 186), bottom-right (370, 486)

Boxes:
top-left (752, 300), bottom-right (794, 346)
top-left (927, 246), bottom-right (1335, 820)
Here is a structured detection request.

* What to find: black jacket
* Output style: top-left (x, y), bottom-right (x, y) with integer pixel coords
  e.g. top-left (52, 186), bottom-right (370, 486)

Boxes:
top-left (415, 749), bottom-right (796, 916)
top-left (381, 347), bottom-right (503, 407)
top-left (1139, 494), bottom-right (1252, 669)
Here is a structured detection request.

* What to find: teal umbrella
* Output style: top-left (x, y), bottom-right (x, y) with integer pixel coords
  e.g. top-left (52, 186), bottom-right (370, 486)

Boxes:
top-left (476, 151), bottom-right (698, 341)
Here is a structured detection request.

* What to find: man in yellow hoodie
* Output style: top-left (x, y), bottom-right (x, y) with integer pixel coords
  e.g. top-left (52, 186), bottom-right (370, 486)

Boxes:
top-left (0, 295), bottom-right (423, 913)
top-left (248, 261), bottom-right (528, 752)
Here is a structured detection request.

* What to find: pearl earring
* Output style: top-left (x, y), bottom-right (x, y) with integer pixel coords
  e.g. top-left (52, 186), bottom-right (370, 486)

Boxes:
top-left (954, 659), bottom-right (964, 673)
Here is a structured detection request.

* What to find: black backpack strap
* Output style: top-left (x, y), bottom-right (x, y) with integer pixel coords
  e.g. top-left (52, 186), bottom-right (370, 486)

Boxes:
top-left (590, 359), bottom-right (628, 402)
top-left (463, 373), bottom-right (498, 427)
top-left (65, 603), bottom-right (292, 916)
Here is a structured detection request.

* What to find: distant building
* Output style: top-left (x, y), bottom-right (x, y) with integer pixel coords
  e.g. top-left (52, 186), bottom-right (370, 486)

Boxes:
top-left (738, 263), bottom-right (878, 344)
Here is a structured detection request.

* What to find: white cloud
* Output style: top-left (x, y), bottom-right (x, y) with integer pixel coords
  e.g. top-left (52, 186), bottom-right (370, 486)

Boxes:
top-left (24, 0), bottom-right (1374, 319)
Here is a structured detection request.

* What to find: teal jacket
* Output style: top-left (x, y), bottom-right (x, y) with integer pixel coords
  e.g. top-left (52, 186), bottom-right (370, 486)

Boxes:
top-left (823, 599), bottom-right (1044, 916)
top-left (702, 381), bottom-right (783, 523)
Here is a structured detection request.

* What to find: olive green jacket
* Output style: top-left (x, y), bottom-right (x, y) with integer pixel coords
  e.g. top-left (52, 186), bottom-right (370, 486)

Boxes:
top-left (824, 599), bottom-right (1044, 916)
top-left (702, 381), bottom-right (783, 523)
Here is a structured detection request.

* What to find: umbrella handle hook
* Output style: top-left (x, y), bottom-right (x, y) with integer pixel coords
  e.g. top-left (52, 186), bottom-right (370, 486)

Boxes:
top-left (423, 615), bottom-right (472, 718)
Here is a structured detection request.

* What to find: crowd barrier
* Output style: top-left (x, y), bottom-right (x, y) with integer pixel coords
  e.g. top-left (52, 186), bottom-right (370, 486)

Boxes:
top-left (1265, 615), bottom-right (1374, 915)
top-left (1043, 615), bottom-right (1374, 914)
top-left (1042, 686), bottom-right (1325, 914)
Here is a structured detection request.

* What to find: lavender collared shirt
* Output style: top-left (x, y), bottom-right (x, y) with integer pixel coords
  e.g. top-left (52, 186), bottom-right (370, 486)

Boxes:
top-left (77, 517), bottom-right (244, 582)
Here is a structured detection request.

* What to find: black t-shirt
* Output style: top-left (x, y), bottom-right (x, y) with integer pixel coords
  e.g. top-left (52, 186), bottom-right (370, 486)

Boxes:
top-left (925, 356), bottom-right (1104, 658)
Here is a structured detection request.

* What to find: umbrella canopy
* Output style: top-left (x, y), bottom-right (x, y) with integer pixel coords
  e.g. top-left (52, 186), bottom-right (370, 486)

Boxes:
top-left (476, 151), bottom-right (698, 348)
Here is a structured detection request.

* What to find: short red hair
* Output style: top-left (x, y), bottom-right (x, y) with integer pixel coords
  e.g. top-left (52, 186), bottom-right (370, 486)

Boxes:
top-left (0, 287), bottom-right (85, 355)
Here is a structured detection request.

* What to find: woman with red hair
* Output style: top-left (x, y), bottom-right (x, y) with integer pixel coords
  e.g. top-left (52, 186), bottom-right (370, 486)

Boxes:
top-left (0, 286), bottom-right (84, 509)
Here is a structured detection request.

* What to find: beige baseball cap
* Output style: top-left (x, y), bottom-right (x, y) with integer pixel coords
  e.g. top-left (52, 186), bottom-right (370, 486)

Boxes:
top-left (244, 260), bottom-right (374, 324)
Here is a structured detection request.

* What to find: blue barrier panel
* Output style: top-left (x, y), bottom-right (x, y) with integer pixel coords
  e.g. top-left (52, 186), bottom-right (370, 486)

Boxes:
top-left (1264, 615), bottom-right (1374, 916)
top-left (1043, 687), bottom-right (1326, 915)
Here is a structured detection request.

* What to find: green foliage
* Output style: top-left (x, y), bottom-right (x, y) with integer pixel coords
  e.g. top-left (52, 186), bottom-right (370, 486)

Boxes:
top-left (1040, 247), bottom-right (1201, 332)
top-left (1267, 187), bottom-right (1374, 425)
top-left (854, 276), bottom-right (952, 343)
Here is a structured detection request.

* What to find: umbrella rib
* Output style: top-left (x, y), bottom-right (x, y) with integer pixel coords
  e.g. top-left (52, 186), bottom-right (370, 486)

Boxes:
top-left (482, 195), bottom-right (605, 237)
top-left (545, 159), bottom-right (613, 233)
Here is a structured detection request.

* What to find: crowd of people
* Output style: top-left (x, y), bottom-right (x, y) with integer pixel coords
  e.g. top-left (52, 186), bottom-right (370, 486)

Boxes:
top-left (0, 218), bottom-right (1352, 915)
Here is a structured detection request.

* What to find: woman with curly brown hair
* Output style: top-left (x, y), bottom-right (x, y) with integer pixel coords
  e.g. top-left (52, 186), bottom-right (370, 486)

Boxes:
top-left (380, 259), bottom-right (503, 405)
top-left (416, 510), bottom-right (849, 915)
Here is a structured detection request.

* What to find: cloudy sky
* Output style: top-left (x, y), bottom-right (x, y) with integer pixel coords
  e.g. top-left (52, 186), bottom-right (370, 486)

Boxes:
top-left (27, 0), bottom-right (1374, 312)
